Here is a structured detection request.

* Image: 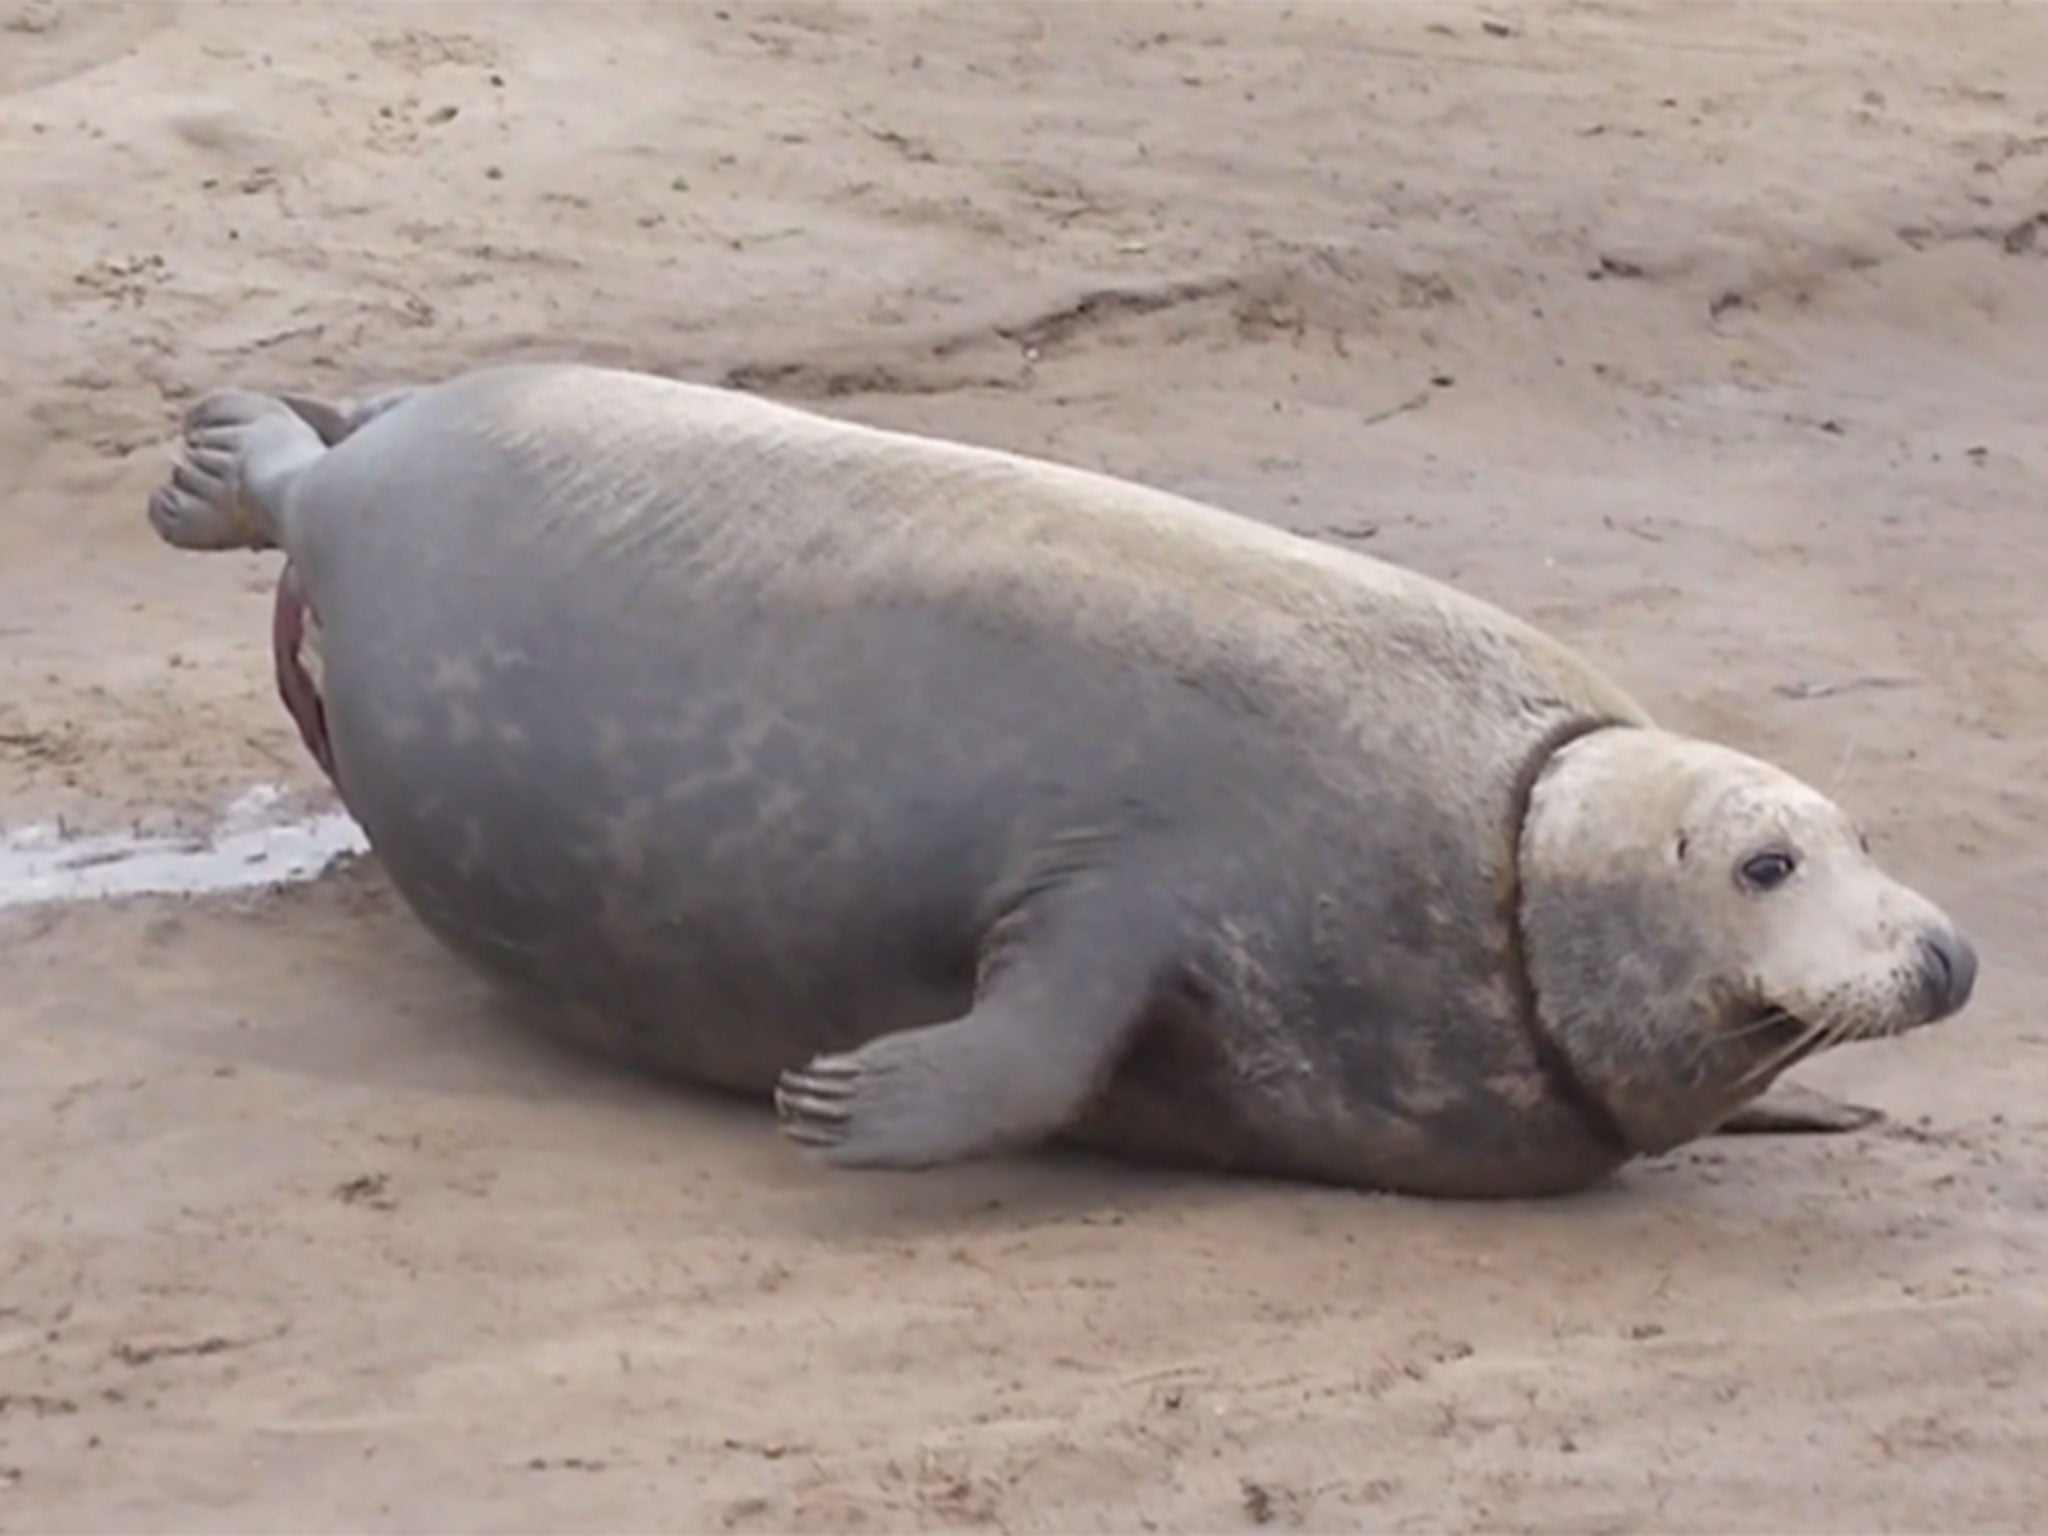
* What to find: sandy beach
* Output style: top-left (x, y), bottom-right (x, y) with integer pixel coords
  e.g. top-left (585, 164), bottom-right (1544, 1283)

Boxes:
top-left (3, 2), bottom-right (2045, 1529)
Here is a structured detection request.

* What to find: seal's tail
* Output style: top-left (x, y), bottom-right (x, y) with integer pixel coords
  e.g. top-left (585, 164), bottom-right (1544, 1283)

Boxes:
top-left (145, 388), bottom-right (330, 553)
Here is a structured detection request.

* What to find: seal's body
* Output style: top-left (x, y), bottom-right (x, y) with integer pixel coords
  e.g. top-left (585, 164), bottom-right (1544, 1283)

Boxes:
top-left (148, 363), bottom-right (1978, 1197)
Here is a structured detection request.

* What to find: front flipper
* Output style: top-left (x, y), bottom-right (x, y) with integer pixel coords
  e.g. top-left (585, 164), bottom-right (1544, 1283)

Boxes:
top-left (774, 871), bottom-right (1179, 1171)
top-left (1714, 1081), bottom-right (1884, 1135)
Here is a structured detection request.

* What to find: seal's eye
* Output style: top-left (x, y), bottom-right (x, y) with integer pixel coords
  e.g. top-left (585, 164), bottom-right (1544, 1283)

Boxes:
top-left (1674, 833), bottom-right (1690, 861)
top-left (1737, 849), bottom-right (1799, 893)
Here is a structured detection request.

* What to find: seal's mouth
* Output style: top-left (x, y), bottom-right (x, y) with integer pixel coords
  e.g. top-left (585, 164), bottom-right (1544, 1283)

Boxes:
top-left (1735, 998), bottom-right (1923, 1092)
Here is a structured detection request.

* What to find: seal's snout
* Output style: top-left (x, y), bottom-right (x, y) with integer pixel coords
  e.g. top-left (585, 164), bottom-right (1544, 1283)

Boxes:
top-left (1916, 926), bottom-right (1978, 1019)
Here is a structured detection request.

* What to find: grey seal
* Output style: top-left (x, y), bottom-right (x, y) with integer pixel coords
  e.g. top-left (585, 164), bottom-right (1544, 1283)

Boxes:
top-left (145, 362), bottom-right (1979, 1197)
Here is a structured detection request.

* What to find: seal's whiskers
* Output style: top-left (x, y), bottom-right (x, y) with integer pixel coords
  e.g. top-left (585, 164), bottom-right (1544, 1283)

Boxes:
top-left (1829, 730), bottom-right (1865, 798)
top-left (1735, 1020), bottom-right (1828, 1092)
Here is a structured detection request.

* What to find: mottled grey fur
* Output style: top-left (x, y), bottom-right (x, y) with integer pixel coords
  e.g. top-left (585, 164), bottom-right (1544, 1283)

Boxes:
top-left (145, 363), bottom-right (1978, 1198)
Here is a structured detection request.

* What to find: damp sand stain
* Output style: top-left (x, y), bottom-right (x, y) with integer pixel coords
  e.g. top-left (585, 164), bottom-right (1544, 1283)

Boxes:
top-left (0, 785), bottom-right (368, 910)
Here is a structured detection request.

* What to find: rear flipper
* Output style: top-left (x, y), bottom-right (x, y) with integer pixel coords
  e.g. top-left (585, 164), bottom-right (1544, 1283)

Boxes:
top-left (775, 870), bottom-right (1181, 1170)
top-left (279, 385), bottom-right (420, 447)
top-left (1713, 1081), bottom-right (1883, 1135)
top-left (146, 389), bottom-right (331, 552)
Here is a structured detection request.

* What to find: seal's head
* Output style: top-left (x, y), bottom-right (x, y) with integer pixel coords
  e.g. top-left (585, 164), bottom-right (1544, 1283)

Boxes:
top-left (1519, 726), bottom-right (1977, 1155)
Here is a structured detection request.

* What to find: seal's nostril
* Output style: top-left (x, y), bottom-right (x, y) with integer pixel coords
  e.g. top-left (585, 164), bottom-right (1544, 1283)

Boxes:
top-left (1918, 930), bottom-right (1978, 1015)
